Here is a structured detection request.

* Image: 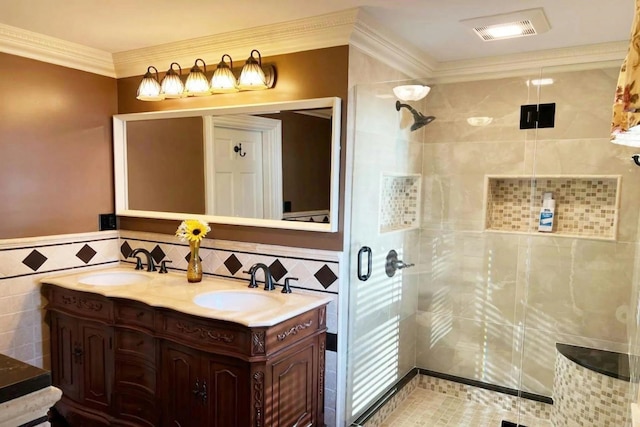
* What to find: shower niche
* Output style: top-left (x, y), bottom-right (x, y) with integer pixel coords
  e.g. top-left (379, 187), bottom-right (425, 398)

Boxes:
top-left (379, 173), bottom-right (421, 233)
top-left (483, 175), bottom-right (621, 240)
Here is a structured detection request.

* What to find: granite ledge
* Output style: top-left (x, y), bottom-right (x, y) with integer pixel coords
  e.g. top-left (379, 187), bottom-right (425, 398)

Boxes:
top-left (0, 354), bottom-right (51, 404)
top-left (556, 343), bottom-right (639, 382)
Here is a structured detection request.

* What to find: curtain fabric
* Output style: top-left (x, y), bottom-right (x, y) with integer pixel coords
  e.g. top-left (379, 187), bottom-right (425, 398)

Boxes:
top-left (611, 0), bottom-right (640, 146)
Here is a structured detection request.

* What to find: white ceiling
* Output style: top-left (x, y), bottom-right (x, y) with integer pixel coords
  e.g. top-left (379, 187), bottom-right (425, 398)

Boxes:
top-left (0, 0), bottom-right (634, 62)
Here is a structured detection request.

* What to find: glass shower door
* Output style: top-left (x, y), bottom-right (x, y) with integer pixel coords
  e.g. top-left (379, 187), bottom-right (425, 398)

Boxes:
top-left (345, 81), bottom-right (423, 424)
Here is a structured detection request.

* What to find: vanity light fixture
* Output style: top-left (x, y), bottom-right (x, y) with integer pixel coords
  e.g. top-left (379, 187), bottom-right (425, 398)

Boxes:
top-left (136, 50), bottom-right (276, 101)
top-left (184, 59), bottom-right (211, 96)
top-left (136, 66), bottom-right (165, 101)
top-left (238, 49), bottom-right (268, 90)
top-left (393, 85), bottom-right (431, 101)
top-left (211, 54), bottom-right (239, 93)
top-left (160, 62), bottom-right (185, 98)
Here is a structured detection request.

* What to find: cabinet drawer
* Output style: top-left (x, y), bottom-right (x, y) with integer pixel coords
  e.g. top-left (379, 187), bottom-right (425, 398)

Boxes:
top-left (115, 301), bottom-right (154, 330)
top-left (115, 358), bottom-right (156, 395)
top-left (115, 329), bottom-right (155, 361)
top-left (48, 287), bottom-right (112, 322)
top-left (114, 392), bottom-right (157, 427)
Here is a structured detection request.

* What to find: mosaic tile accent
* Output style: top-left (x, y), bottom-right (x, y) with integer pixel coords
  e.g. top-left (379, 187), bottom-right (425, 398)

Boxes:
top-left (361, 374), bottom-right (552, 427)
top-left (485, 176), bottom-right (619, 240)
top-left (361, 375), bottom-right (419, 427)
top-left (379, 388), bottom-right (552, 427)
top-left (379, 174), bottom-right (421, 233)
top-left (553, 351), bottom-right (632, 427)
top-left (418, 375), bottom-right (552, 421)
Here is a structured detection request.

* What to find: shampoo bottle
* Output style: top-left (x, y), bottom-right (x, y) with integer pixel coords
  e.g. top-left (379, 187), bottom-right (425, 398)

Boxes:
top-left (538, 192), bottom-right (555, 232)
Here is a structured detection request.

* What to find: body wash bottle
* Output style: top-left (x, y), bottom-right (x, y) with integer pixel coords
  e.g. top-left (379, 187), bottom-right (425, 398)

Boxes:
top-left (538, 192), bottom-right (555, 232)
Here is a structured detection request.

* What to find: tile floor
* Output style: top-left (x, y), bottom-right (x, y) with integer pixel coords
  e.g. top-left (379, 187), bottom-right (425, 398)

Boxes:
top-left (380, 388), bottom-right (552, 427)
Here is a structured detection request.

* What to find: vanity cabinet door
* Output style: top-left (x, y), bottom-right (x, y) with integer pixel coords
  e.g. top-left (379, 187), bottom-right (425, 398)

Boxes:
top-left (51, 313), bottom-right (82, 402)
top-left (50, 313), bottom-right (113, 424)
top-left (160, 341), bottom-right (205, 427)
top-left (268, 337), bottom-right (320, 427)
top-left (80, 322), bottom-right (113, 410)
top-left (201, 356), bottom-right (250, 427)
top-left (160, 341), bottom-right (251, 427)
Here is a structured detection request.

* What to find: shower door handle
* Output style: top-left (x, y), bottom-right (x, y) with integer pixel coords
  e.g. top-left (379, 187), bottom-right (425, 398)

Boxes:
top-left (357, 246), bottom-right (372, 281)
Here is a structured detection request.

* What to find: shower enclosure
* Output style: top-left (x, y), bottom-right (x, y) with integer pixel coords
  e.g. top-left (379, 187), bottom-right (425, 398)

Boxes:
top-left (345, 62), bottom-right (640, 426)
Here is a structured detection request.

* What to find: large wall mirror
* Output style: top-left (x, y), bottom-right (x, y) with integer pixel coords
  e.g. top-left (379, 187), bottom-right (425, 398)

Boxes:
top-left (113, 97), bottom-right (341, 232)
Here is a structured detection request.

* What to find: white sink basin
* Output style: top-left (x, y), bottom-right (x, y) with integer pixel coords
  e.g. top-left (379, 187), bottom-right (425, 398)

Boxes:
top-left (193, 290), bottom-right (283, 312)
top-left (78, 271), bottom-right (151, 286)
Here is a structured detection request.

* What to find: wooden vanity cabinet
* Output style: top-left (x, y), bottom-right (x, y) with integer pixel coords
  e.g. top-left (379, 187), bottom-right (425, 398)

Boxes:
top-left (43, 284), bottom-right (328, 427)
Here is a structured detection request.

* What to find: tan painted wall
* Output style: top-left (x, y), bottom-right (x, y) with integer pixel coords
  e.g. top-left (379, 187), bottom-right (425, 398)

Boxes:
top-left (0, 53), bottom-right (117, 239)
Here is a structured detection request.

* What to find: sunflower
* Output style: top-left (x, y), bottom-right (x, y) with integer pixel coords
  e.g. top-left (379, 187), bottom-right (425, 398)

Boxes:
top-left (176, 219), bottom-right (211, 243)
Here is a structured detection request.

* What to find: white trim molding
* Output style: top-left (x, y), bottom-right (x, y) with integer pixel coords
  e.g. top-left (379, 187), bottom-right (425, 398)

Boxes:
top-left (0, 9), bottom-right (628, 81)
top-left (112, 8), bottom-right (361, 78)
top-left (0, 23), bottom-right (115, 77)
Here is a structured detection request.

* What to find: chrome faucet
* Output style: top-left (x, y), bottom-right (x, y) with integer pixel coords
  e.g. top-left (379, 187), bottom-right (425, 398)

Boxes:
top-left (130, 248), bottom-right (156, 272)
top-left (246, 263), bottom-right (275, 291)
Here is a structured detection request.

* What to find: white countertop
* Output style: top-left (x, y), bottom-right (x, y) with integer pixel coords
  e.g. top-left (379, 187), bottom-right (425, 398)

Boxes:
top-left (40, 265), bottom-right (332, 327)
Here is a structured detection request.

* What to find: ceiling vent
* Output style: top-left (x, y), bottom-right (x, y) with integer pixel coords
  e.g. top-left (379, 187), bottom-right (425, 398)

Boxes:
top-left (461, 8), bottom-right (551, 42)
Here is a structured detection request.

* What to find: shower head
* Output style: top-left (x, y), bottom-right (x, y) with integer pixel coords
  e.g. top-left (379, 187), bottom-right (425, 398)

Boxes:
top-left (395, 100), bottom-right (436, 131)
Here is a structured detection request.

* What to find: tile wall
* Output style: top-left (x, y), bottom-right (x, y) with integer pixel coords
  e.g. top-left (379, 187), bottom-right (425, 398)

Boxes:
top-left (417, 65), bottom-right (639, 398)
top-left (0, 231), bottom-right (120, 368)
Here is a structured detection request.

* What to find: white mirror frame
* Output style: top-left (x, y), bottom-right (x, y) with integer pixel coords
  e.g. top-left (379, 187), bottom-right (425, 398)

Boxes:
top-left (113, 97), bottom-right (341, 232)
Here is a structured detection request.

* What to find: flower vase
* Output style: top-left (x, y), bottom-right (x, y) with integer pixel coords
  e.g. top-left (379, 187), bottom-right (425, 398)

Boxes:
top-left (187, 240), bottom-right (203, 283)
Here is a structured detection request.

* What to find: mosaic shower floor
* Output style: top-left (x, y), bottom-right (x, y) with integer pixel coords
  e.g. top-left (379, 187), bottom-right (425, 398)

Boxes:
top-left (380, 388), bottom-right (552, 427)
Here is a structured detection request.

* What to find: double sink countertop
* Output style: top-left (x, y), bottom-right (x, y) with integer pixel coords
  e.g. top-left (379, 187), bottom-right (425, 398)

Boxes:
top-left (40, 264), bottom-right (332, 327)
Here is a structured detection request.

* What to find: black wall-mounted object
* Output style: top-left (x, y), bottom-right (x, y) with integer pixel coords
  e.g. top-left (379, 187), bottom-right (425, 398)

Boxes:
top-left (520, 103), bottom-right (556, 129)
top-left (99, 213), bottom-right (117, 231)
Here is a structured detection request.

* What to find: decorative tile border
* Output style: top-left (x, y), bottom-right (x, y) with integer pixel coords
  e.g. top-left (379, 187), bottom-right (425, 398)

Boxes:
top-left (118, 230), bottom-right (340, 294)
top-left (379, 174), bottom-right (421, 233)
top-left (0, 231), bottom-right (120, 280)
top-left (485, 176), bottom-right (620, 240)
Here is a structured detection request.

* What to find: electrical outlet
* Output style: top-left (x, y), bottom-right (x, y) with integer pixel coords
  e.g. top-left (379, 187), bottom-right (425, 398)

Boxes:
top-left (99, 213), bottom-right (117, 231)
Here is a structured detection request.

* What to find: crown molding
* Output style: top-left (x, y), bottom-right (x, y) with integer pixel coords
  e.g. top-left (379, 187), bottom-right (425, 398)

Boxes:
top-left (348, 9), bottom-right (437, 79)
top-left (0, 12), bottom-right (628, 83)
top-left (0, 23), bottom-right (115, 77)
top-left (430, 41), bottom-right (627, 83)
top-left (112, 9), bottom-right (361, 78)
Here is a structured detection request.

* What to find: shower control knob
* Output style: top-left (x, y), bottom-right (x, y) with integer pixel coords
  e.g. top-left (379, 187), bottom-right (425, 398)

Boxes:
top-left (385, 249), bottom-right (414, 277)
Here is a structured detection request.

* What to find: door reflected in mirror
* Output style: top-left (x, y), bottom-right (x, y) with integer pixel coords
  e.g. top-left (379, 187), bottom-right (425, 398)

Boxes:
top-left (114, 97), bottom-right (341, 232)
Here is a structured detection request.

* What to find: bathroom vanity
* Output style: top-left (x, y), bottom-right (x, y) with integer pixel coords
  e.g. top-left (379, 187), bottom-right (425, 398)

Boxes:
top-left (41, 267), bottom-right (330, 427)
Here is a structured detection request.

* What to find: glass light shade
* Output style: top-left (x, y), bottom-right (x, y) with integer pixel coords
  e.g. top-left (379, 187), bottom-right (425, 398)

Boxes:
top-left (393, 85), bottom-right (431, 101)
top-left (160, 62), bottom-right (185, 98)
top-left (211, 55), bottom-right (238, 93)
top-left (466, 116), bottom-right (493, 126)
top-left (185, 59), bottom-right (211, 96)
top-left (238, 50), bottom-right (267, 90)
top-left (136, 66), bottom-right (164, 101)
